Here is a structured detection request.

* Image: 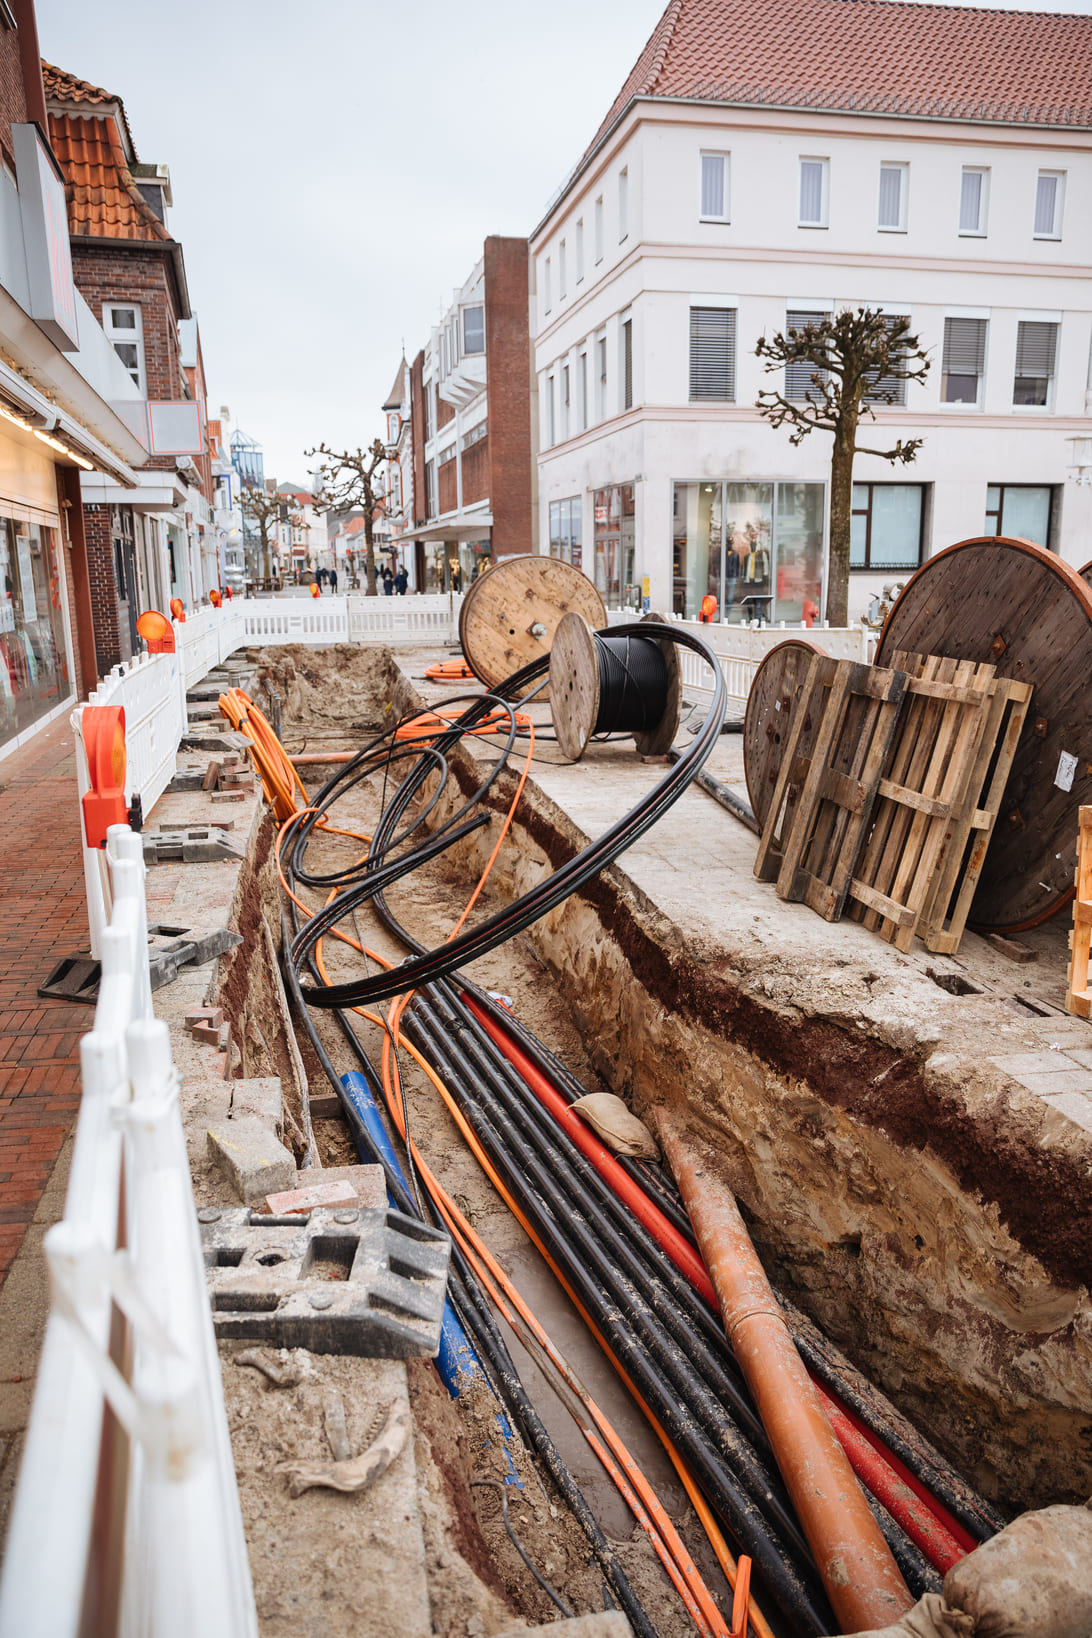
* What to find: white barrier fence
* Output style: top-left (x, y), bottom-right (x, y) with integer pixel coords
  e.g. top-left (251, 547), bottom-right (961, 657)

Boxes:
top-left (660, 618), bottom-right (873, 712)
top-left (239, 591), bottom-right (463, 648)
top-left (0, 825), bottom-right (257, 1638)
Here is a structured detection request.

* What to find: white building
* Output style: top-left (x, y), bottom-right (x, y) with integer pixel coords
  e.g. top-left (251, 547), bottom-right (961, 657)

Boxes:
top-left (529, 0), bottom-right (1092, 623)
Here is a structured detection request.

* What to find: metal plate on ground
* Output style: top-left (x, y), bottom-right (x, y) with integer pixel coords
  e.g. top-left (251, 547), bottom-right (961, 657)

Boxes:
top-left (877, 536), bottom-right (1092, 931)
top-left (200, 1206), bottom-right (450, 1357)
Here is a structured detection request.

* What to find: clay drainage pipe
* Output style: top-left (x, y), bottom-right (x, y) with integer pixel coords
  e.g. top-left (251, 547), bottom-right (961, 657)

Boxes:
top-left (658, 1113), bottom-right (915, 1636)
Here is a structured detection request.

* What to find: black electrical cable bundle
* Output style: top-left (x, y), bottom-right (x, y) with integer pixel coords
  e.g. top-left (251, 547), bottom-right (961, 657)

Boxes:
top-left (459, 986), bottom-right (1004, 1549)
top-left (277, 910), bottom-right (659, 1638)
top-left (592, 631), bottom-right (669, 736)
top-left (290, 621), bottom-right (729, 1007)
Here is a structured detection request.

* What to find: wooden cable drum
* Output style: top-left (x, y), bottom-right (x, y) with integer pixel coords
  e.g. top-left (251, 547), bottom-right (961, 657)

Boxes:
top-left (743, 637), bottom-right (826, 831)
top-left (459, 555), bottom-right (607, 693)
top-left (549, 611), bottom-right (682, 762)
top-left (876, 535), bottom-right (1092, 931)
top-left (1080, 558), bottom-right (1092, 586)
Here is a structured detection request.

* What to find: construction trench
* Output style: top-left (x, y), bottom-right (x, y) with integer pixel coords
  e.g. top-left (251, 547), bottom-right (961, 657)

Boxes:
top-left (161, 573), bottom-right (1092, 1638)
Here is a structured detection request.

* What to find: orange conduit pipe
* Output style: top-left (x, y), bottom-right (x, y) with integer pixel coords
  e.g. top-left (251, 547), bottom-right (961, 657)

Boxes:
top-left (658, 1112), bottom-right (915, 1636)
top-left (424, 659), bottom-right (477, 681)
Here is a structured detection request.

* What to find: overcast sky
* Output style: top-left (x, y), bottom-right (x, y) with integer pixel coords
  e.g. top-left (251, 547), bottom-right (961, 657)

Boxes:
top-left (36, 0), bottom-right (1092, 487)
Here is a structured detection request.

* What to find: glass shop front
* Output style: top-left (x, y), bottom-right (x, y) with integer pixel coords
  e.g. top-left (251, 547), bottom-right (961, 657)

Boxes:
top-left (0, 509), bottom-right (71, 747)
top-left (672, 481), bottom-right (825, 624)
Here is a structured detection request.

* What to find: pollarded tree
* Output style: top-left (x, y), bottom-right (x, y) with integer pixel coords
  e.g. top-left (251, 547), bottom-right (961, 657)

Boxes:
top-left (305, 439), bottom-right (386, 596)
top-left (239, 483), bottom-right (285, 582)
top-left (755, 309), bottom-right (930, 627)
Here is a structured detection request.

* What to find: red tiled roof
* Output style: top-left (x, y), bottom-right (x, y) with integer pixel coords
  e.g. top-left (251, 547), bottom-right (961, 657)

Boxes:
top-left (584, 0), bottom-right (1092, 161)
top-left (41, 61), bottom-right (137, 155)
top-left (44, 64), bottom-right (169, 242)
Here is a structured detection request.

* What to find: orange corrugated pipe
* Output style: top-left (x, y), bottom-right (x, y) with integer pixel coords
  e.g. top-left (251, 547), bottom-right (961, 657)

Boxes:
top-left (658, 1112), bottom-right (915, 1637)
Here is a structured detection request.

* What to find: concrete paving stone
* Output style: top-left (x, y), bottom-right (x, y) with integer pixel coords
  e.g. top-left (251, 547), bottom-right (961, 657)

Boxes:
top-left (494, 1616), bottom-right (633, 1637)
top-left (229, 1076), bottom-right (283, 1140)
top-left (1062, 1048), bottom-right (1092, 1071)
top-left (207, 1117), bottom-right (296, 1204)
top-left (1005, 1070), bottom-right (1092, 1101)
top-left (1040, 1092), bottom-right (1092, 1134)
top-left (989, 1051), bottom-right (1073, 1077)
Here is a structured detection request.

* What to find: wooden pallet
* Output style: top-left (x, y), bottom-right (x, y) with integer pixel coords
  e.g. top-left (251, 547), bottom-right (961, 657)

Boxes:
top-left (848, 654), bottom-right (998, 951)
top-left (1066, 805), bottom-right (1092, 1019)
top-left (755, 657), bottom-right (908, 920)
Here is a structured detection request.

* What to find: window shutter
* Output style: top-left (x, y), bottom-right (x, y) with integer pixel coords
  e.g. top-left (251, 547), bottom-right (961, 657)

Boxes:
top-left (942, 317), bottom-right (986, 374)
top-left (878, 166), bottom-right (902, 228)
top-left (864, 315), bottom-right (909, 406)
top-left (1015, 321), bottom-right (1057, 378)
top-left (785, 310), bottom-right (827, 400)
top-left (1034, 174), bottom-right (1057, 236)
top-left (623, 319), bottom-right (633, 408)
top-left (689, 307), bottom-right (736, 401)
top-left (959, 171), bottom-right (982, 232)
top-left (701, 154), bottom-right (724, 217)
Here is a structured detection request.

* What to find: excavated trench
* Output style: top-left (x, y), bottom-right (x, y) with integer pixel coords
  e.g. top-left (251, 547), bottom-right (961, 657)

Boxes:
top-left (236, 642), bottom-right (1092, 1544)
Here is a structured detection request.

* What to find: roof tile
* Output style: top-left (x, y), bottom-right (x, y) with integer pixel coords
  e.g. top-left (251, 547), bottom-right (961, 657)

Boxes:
top-left (47, 106), bottom-right (170, 243)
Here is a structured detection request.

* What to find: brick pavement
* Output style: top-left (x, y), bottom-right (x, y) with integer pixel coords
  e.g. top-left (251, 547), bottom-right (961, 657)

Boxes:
top-left (0, 717), bottom-right (90, 1287)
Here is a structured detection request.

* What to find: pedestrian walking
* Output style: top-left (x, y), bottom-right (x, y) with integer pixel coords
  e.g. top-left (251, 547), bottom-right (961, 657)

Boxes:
top-left (382, 566), bottom-right (394, 595)
top-left (395, 566), bottom-right (408, 595)
top-left (329, 566), bottom-right (338, 593)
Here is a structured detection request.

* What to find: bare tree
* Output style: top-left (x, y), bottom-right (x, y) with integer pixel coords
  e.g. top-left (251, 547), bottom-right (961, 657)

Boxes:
top-left (755, 309), bottom-right (930, 627)
top-left (239, 483), bottom-right (284, 582)
top-left (305, 439), bottom-right (386, 595)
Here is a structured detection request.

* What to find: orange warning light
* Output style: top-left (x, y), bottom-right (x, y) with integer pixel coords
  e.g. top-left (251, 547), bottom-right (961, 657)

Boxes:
top-left (136, 609), bottom-right (176, 653)
top-left (81, 705), bottom-right (128, 848)
top-left (699, 594), bottom-right (718, 624)
top-left (310, 582), bottom-right (321, 599)
top-left (224, 584), bottom-right (233, 600)
top-left (169, 597), bottom-right (186, 623)
top-left (209, 588), bottom-right (222, 608)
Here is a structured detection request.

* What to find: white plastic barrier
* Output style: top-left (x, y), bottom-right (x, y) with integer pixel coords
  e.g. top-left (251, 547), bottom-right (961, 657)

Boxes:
top-left (238, 592), bottom-right (463, 647)
top-left (0, 826), bottom-right (257, 1638)
top-left (643, 618), bottom-right (872, 712)
top-left (241, 596), bottom-right (350, 646)
top-left (347, 592), bottom-right (463, 643)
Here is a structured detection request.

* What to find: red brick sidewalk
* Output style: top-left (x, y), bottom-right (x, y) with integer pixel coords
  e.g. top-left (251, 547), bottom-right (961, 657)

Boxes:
top-left (0, 716), bottom-right (90, 1286)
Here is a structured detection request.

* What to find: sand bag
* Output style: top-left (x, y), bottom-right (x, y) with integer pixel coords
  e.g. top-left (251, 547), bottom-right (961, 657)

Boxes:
top-left (570, 1093), bottom-right (659, 1159)
top-left (833, 1501), bottom-right (1092, 1638)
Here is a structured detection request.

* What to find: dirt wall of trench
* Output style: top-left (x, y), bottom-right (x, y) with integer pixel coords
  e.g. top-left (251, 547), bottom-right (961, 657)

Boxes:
top-left (426, 755), bottom-right (1092, 1514)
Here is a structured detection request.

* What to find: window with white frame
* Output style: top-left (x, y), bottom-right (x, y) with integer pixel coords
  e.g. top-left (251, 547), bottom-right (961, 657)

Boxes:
top-left (463, 305), bottom-right (484, 354)
top-left (594, 196), bottom-right (604, 263)
top-left (1013, 320), bottom-right (1058, 407)
top-left (942, 316), bottom-right (987, 404)
top-left (798, 158), bottom-right (829, 227)
top-left (559, 240), bottom-right (567, 300)
top-left (561, 364), bottom-right (571, 439)
top-left (618, 168), bottom-right (629, 241)
top-left (578, 351), bottom-right (588, 432)
top-left (546, 375), bottom-right (556, 446)
top-left (863, 314), bottom-right (911, 406)
top-left (959, 167), bottom-right (989, 235)
top-left (700, 152), bottom-right (730, 221)
top-left (575, 219), bottom-right (584, 283)
top-left (597, 331), bottom-right (607, 419)
top-left (622, 315), bottom-right (633, 409)
top-left (784, 309), bottom-right (830, 400)
top-left (1034, 171), bottom-right (1065, 239)
top-left (425, 459), bottom-right (436, 518)
top-left (878, 163), bottom-right (908, 232)
top-left (103, 304), bottom-right (145, 391)
top-left (689, 305), bottom-right (736, 401)
top-left (543, 257), bottom-right (552, 315)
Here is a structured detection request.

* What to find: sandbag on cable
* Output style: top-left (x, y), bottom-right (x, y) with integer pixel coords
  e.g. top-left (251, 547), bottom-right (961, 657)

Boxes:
top-left (833, 1500), bottom-right (1092, 1638)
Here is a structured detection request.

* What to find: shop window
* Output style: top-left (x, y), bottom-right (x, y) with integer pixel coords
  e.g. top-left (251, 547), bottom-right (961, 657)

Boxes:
top-left (593, 483), bottom-right (636, 607)
top-left (548, 497), bottom-right (583, 570)
top-left (462, 305), bottom-right (484, 354)
top-left (0, 516), bottom-right (71, 746)
top-left (984, 485), bottom-right (1053, 549)
top-left (851, 484), bottom-right (925, 570)
top-left (672, 481), bottom-right (824, 623)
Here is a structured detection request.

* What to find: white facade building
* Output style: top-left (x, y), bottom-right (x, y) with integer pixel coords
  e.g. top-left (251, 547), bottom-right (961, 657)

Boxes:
top-left (530, 0), bottom-right (1092, 624)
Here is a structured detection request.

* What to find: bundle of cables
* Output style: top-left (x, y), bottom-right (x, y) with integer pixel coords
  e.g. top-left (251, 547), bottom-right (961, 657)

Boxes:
top-left (226, 628), bottom-right (1005, 1638)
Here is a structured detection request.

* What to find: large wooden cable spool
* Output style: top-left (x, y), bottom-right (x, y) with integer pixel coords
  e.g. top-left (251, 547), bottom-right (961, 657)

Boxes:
top-left (1079, 558), bottom-right (1092, 587)
top-left (743, 637), bottom-right (826, 831)
top-left (459, 555), bottom-right (607, 693)
top-left (549, 611), bottom-right (682, 762)
top-left (876, 535), bottom-right (1092, 931)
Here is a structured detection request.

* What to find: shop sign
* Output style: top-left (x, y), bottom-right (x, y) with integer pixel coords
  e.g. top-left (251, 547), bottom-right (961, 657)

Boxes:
top-left (12, 124), bottom-right (79, 350)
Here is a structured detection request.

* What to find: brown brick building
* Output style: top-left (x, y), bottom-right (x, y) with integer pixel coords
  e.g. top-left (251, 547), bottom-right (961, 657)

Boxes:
top-left (399, 236), bottom-right (533, 592)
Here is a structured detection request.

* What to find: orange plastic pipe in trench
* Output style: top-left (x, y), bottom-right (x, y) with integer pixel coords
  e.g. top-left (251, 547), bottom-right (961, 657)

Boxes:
top-left (658, 1113), bottom-right (915, 1637)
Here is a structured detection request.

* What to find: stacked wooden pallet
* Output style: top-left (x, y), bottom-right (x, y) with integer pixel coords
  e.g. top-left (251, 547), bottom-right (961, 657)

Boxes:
top-left (753, 651), bottom-right (1033, 955)
top-left (1066, 806), bottom-right (1092, 1018)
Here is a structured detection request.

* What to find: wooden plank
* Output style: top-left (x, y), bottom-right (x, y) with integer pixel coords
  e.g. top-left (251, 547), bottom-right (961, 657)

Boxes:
top-left (848, 878), bottom-right (917, 927)
top-left (876, 779), bottom-right (950, 819)
top-left (753, 654), bottom-right (837, 883)
top-left (1064, 807), bottom-right (1091, 1018)
top-left (777, 661), bottom-right (908, 920)
top-left (919, 677), bottom-right (1034, 954)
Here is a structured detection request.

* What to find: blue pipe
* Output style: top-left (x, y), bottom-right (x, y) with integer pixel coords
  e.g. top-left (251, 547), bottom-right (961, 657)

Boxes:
top-left (340, 1071), bottom-right (521, 1482)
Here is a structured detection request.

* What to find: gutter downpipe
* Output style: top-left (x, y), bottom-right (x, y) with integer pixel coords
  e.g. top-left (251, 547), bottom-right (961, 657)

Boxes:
top-left (658, 1112), bottom-right (915, 1636)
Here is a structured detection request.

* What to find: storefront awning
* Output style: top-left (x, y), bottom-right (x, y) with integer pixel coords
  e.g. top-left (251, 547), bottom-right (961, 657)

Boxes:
top-left (409, 516), bottom-right (493, 543)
